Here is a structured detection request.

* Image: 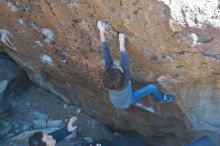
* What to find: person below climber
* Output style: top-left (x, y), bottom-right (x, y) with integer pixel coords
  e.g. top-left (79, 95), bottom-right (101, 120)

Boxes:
top-left (28, 116), bottom-right (147, 146)
top-left (97, 20), bottom-right (175, 112)
top-left (28, 116), bottom-right (77, 146)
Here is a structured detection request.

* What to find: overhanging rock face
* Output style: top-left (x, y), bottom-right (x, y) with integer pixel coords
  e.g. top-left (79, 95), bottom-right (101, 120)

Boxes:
top-left (0, 0), bottom-right (220, 145)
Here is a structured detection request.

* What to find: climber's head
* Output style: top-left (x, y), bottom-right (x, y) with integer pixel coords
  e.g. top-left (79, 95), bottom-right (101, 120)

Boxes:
top-left (103, 65), bottom-right (125, 90)
top-left (28, 131), bottom-right (56, 146)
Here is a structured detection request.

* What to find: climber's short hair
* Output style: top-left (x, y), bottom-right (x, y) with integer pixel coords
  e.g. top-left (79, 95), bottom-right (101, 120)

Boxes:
top-left (28, 131), bottom-right (47, 146)
top-left (103, 66), bottom-right (125, 90)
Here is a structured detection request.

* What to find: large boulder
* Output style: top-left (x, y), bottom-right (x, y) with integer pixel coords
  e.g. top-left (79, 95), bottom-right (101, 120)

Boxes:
top-left (0, 1), bottom-right (219, 145)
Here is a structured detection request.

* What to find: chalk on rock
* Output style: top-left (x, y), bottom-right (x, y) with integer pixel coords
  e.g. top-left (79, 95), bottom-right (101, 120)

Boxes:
top-left (0, 29), bottom-right (16, 51)
top-left (41, 28), bottom-right (55, 46)
top-left (35, 41), bottom-right (43, 47)
top-left (18, 18), bottom-right (38, 30)
top-left (5, 1), bottom-right (18, 12)
top-left (40, 55), bottom-right (53, 66)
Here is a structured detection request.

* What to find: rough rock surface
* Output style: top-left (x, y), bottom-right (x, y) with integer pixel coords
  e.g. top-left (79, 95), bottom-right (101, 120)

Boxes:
top-left (0, 53), bottom-right (29, 98)
top-left (0, 53), bottom-right (29, 117)
top-left (0, 0), bottom-right (220, 145)
top-left (160, 0), bottom-right (220, 29)
top-left (1, 84), bottom-right (113, 146)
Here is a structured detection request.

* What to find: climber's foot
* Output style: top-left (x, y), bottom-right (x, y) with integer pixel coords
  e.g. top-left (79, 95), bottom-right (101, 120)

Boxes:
top-left (134, 102), bottom-right (156, 113)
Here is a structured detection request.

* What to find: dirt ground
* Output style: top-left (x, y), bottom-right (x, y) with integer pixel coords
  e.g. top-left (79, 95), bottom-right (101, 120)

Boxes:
top-left (0, 83), bottom-right (114, 146)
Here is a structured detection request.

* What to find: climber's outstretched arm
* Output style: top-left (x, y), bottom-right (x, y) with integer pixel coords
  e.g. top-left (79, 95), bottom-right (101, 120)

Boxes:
top-left (97, 20), bottom-right (113, 68)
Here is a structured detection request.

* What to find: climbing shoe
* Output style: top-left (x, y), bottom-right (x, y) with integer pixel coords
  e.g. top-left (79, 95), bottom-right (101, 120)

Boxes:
top-left (134, 102), bottom-right (156, 113)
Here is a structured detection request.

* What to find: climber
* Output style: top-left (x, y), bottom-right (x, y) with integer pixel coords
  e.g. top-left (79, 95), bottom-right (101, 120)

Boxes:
top-left (97, 20), bottom-right (175, 112)
top-left (28, 116), bottom-right (147, 146)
